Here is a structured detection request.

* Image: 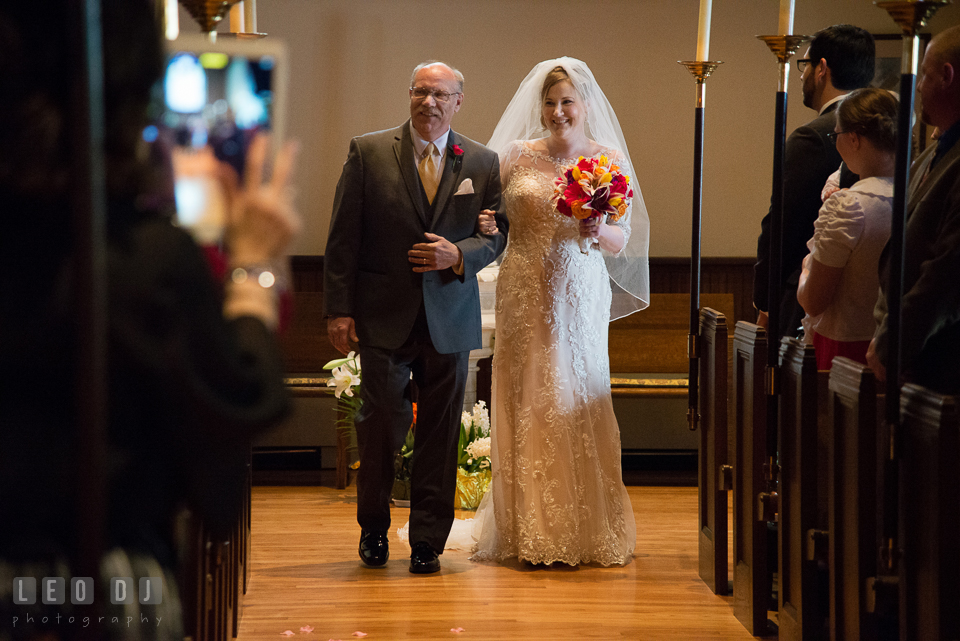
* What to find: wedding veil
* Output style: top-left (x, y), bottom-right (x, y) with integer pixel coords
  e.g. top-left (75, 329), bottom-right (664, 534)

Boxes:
top-left (487, 57), bottom-right (650, 320)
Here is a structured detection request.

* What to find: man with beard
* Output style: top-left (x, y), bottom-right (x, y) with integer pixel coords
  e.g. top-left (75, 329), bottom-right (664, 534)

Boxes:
top-left (868, 25), bottom-right (960, 394)
top-left (754, 24), bottom-right (875, 338)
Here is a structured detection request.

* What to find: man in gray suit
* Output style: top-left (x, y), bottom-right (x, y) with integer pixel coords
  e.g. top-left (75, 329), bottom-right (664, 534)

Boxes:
top-left (324, 61), bottom-right (507, 573)
top-left (868, 25), bottom-right (960, 394)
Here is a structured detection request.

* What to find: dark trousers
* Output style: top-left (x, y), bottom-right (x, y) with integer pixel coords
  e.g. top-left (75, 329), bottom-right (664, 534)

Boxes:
top-left (355, 307), bottom-right (467, 553)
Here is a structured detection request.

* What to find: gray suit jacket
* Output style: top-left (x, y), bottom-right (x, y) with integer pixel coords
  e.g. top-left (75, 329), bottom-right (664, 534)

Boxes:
top-left (876, 132), bottom-right (960, 393)
top-left (323, 122), bottom-right (507, 354)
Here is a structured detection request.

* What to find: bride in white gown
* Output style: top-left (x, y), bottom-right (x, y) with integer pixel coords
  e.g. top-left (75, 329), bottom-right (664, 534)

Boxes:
top-left (468, 58), bottom-right (650, 566)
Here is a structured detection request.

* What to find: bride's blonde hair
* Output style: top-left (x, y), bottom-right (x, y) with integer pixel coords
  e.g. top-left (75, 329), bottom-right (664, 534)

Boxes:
top-left (539, 66), bottom-right (585, 129)
top-left (540, 66), bottom-right (571, 103)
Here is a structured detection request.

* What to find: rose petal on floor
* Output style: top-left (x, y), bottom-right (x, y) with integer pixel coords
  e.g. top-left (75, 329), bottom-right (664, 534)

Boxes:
top-left (352, 633), bottom-right (368, 638)
top-left (451, 627), bottom-right (466, 633)
top-left (281, 632), bottom-right (295, 637)
top-left (300, 626), bottom-right (314, 633)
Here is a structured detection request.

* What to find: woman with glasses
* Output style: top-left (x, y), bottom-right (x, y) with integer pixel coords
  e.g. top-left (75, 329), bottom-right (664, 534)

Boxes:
top-left (797, 88), bottom-right (898, 370)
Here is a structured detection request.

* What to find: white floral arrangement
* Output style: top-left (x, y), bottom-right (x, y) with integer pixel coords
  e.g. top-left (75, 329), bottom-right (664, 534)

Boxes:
top-left (458, 401), bottom-right (491, 473)
top-left (323, 351), bottom-right (362, 457)
top-left (465, 437), bottom-right (491, 470)
top-left (325, 351), bottom-right (361, 398)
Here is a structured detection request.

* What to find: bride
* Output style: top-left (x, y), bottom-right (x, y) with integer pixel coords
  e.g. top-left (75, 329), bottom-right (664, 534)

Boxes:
top-left (470, 57), bottom-right (650, 566)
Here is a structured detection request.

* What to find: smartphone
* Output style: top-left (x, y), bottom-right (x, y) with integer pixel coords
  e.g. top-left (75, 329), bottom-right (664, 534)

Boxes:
top-left (159, 35), bottom-right (287, 243)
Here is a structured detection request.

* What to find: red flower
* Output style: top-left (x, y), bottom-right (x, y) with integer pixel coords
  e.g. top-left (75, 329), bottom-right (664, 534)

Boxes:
top-left (452, 144), bottom-right (464, 156)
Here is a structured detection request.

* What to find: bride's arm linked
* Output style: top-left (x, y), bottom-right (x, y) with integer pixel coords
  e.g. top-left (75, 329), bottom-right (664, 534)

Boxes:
top-left (476, 141), bottom-right (524, 235)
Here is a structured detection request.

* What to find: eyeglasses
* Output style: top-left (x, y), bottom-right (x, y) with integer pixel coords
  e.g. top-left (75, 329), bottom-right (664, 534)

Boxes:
top-left (796, 58), bottom-right (813, 73)
top-left (410, 87), bottom-right (461, 103)
top-left (826, 131), bottom-right (851, 144)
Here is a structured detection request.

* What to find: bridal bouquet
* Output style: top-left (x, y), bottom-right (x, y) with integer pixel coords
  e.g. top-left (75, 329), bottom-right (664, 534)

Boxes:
top-left (552, 155), bottom-right (633, 222)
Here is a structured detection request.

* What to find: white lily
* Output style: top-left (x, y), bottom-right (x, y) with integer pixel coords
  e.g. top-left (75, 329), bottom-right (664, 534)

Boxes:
top-left (328, 364), bottom-right (361, 398)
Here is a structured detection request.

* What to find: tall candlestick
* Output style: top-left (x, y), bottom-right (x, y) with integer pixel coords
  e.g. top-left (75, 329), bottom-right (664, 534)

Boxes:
top-left (697, 0), bottom-right (713, 61)
top-left (778, 0), bottom-right (795, 35)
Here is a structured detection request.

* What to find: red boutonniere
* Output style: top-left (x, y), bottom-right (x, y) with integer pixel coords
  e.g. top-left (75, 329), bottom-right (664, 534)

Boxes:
top-left (451, 144), bottom-right (464, 170)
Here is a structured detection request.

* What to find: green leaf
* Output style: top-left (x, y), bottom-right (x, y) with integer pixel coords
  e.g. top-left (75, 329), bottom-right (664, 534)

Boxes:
top-left (322, 356), bottom-right (353, 370)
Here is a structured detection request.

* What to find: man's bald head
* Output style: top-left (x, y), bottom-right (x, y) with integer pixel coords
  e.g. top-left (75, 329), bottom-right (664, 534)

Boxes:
top-left (928, 24), bottom-right (960, 70)
top-left (919, 25), bottom-right (960, 130)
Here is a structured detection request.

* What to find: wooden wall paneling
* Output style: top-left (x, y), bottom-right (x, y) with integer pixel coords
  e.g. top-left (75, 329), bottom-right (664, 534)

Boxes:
top-left (278, 291), bottom-right (341, 374)
top-left (827, 358), bottom-right (878, 641)
top-left (698, 307), bottom-right (729, 595)
top-left (732, 322), bottom-right (775, 636)
top-left (898, 384), bottom-right (959, 641)
top-left (778, 338), bottom-right (826, 641)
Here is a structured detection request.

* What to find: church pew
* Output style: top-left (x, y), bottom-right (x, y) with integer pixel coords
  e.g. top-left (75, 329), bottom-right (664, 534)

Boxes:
top-left (777, 338), bottom-right (826, 641)
top-left (732, 322), bottom-right (775, 636)
top-left (826, 357), bottom-right (879, 641)
top-left (898, 384), bottom-right (959, 640)
top-left (698, 307), bottom-right (730, 595)
top-left (177, 470), bottom-right (250, 641)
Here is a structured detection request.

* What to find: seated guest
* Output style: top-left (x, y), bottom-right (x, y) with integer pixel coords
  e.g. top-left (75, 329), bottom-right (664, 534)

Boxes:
top-left (0, 2), bottom-right (298, 637)
top-left (797, 88), bottom-right (897, 370)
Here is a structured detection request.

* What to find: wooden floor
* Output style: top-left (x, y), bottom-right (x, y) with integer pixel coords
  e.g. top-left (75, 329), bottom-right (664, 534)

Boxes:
top-left (237, 484), bottom-right (761, 640)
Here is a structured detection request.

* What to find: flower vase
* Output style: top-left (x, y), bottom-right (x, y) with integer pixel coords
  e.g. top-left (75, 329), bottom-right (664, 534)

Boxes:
top-left (454, 468), bottom-right (492, 510)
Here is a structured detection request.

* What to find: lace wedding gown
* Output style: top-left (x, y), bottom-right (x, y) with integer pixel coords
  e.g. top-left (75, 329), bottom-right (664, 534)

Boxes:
top-left (470, 142), bottom-right (636, 566)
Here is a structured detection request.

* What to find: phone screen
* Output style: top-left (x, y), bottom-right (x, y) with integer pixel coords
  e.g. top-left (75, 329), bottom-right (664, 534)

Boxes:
top-left (158, 41), bottom-right (281, 243)
top-left (161, 48), bottom-right (276, 176)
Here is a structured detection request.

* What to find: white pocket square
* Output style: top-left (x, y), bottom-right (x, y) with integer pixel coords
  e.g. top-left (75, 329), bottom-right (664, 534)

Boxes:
top-left (454, 179), bottom-right (474, 196)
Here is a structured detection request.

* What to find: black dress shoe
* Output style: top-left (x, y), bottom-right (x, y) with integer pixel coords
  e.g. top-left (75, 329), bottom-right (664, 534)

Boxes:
top-left (409, 541), bottom-right (440, 574)
top-left (359, 529), bottom-right (389, 567)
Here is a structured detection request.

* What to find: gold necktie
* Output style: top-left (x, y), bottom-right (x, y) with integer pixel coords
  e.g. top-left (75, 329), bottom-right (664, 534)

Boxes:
top-left (419, 142), bottom-right (439, 204)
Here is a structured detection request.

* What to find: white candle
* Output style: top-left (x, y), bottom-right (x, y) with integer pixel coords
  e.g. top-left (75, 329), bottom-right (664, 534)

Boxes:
top-left (229, 2), bottom-right (245, 33)
top-left (245, 0), bottom-right (257, 34)
top-left (778, 0), bottom-right (795, 35)
top-left (164, 0), bottom-right (179, 41)
top-left (696, 0), bottom-right (712, 61)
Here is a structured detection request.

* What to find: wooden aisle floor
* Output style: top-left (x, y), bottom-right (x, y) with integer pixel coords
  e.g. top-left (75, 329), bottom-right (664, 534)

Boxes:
top-left (237, 485), bottom-right (755, 640)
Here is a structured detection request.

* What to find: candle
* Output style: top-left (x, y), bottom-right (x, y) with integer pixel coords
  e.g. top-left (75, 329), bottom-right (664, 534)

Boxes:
top-left (778, 0), bottom-right (795, 36)
top-left (229, 2), bottom-right (245, 33)
top-left (164, 0), bottom-right (179, 40)
top-left (245, 0), bottom-right (257, 34)
top-left (696, 0), bottom-right (712, 61)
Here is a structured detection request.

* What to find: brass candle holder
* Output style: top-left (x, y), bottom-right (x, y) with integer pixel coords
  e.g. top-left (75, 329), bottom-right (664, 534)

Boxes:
top-left (678, 61), bottom-right (723, 108)
top-left (876, 0), bottom-right (950, 36)
top-left (757, 35), bottom-right (810, 91)
top-left (178, 0), bottom-right (242, 40)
